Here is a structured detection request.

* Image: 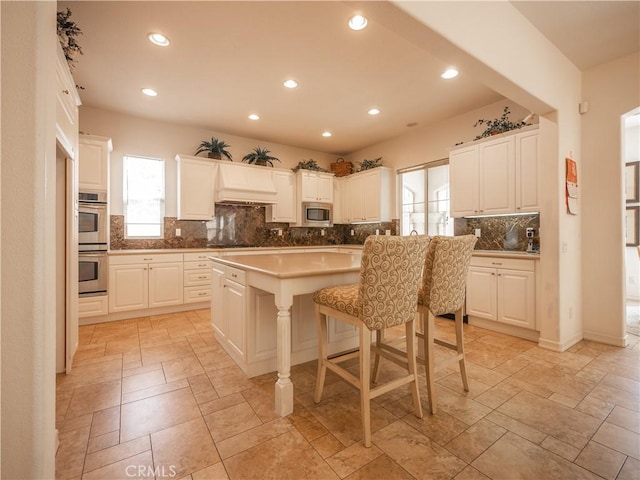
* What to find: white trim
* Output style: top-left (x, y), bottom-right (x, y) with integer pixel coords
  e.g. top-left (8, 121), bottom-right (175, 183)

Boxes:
top-left (78, 301), bottom-right (209, 325)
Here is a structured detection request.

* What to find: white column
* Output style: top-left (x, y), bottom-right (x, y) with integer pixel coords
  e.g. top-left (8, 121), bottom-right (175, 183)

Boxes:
top-left (274, 283), bottom-right (294, 416)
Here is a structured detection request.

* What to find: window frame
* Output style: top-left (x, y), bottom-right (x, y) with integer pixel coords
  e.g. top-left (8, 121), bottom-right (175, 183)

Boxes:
top-left (123, 154), bottom-right (166, 239)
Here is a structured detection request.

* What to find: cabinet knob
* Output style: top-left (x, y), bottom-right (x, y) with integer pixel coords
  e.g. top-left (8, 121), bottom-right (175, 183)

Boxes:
top-left (62, 89), bottom-right (69, 95)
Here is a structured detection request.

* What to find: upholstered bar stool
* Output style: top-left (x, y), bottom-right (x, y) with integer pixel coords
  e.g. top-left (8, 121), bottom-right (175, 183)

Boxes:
top-left (416, 234), bottom-right (477, 414)
top-left (312, 235), bottom-right (428, 447)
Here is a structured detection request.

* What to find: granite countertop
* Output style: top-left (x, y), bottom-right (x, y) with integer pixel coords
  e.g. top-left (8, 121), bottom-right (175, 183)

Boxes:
top-left (472, 250), bottom-right (540, 259)
top-left (107, 245), bottom-right (364, 255)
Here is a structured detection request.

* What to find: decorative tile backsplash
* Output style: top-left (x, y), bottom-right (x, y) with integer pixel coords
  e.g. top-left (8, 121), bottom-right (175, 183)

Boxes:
top-left (110, 205), bottom-right (398, 250)
top-left (454, 214), bottom-right (540, 252)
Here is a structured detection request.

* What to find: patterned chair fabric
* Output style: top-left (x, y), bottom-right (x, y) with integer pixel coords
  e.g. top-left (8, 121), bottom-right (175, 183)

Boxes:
top-left (418, 235), bottom-right (477, 316)
top-left (313, 235), bottom-right (428, 330)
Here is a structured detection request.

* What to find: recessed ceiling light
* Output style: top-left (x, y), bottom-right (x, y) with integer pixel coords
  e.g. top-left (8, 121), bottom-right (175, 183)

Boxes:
top-left (441, 68), bottom-right (459, 79)
top-left (283, 79), bottom-right (298, 89)
top-left (248, 114), bottom-right (260, 120)
top-left (322, 131), bottom-right (332, 137)
top-left (148, 33), bottom-right (170, 47)
top-left (368, 108), bottom-right (380, 115)
top-left (348, 14), bottom-right (368, 31)
top-left (141, 88), bottom-right (158, 97)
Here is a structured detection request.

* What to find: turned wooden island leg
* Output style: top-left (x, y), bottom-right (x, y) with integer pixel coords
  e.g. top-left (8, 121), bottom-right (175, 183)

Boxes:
top-left (274, 289), bottom-right (294, 416)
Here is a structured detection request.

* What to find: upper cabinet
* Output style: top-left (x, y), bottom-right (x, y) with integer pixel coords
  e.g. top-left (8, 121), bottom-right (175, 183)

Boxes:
top-left (265, 170), bottom-right (296, 223)
top-left (297, 170), bottom-right (334, 203)
top-left (345, 167), bottom-right (393, 224)
top-left (79, 135), bottom-right (112, 192)
top-left (176, 155), bottom-right (217, 221)
top-left (55, 43), bottom-right (81, 159)
top-left (450, 127), bottom-right (539, 217)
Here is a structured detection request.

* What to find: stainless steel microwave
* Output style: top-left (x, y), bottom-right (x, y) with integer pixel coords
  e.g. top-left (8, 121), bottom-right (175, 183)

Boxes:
top-left (300, 202), bottom-right (332, 228)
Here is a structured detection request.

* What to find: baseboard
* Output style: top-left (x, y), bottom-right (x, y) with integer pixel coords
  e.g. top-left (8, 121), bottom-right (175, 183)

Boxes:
top-left (583, 330), bottom-right (627, 347)
top-left (538, 331), bottom-right (583, 352)
top-left (79, 301), bottom-right (209, 325)
top-left (467, 316), bottom-right (539, 342)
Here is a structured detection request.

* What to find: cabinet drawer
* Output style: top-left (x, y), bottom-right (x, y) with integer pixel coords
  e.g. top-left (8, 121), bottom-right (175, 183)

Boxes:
top-left (109, 253), bottom-right (183, 265)
top-left (184, 252), bottom-right (212, 262)
top-left (78, 295), bottom-right (108, 318)
top-left (184, 260), bottom-right (211, 270)
top-left (470, 256), bottom-right (535, 271)
top-left (225, 266), bottom-right (246, 285)
top-left (184, 285), bottom-right (211, 303)
top-left (184, 269), bottom-right (212, 286)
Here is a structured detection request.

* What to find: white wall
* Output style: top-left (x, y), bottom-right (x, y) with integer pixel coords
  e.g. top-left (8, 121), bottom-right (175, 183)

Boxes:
top-left (1, 2), bottom-right (57, 477)
top-left (582, 52), bottom-right (640, 344)
top-left (79, 106), bottom-right (339, 216)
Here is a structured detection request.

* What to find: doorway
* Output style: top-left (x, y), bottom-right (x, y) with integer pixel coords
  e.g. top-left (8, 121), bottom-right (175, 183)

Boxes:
top-left (623, 108), bottom-right (640, 337)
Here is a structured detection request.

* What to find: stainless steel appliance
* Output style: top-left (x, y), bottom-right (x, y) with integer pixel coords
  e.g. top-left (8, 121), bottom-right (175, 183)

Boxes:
top-left (78, 251), bottom-right (107, 296)
top-left (78, 191), bottom-right (108, 251)
top-left (300, 202), bottom-right (332, 227)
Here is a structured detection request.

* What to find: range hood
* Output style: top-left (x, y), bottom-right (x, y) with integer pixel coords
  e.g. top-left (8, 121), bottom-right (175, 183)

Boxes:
top-left (215, 162), bottom-right (277, 204)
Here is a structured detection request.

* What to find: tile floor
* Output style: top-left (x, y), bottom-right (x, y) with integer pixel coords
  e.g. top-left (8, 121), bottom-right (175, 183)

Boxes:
top-left (56, 309), bottom-right (640, 480)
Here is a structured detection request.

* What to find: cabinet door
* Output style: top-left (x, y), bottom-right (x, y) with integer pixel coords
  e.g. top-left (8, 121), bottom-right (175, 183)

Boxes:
top-left (348, 175), bottom-right (366, 222)
top-left (317, 174), bottom-right (334, 202)
top-left (148, 262), bottom-right (184, 308)
top-left (497, 269), bottom-right (535, 329)
top-left (79, 140), bottom-right (110, 192)
top-left (450, 145), bottom-right (479, 217)
top-left (225, 279), bottom-right (246, 359)
top-left (177, 157), bottom-right (216, 220)
top-left (479, 137), bottom-right (515, 215)
top-left (515, 130), bottom-right (539, 212)
top-left (465, 266), bottom-right (497, 320)
top-left (55, 44), bottom-right (79, 159)
top-left (332, 177), bottom-right (346, 224)
top-left (109, 264), bottom-right (148, 313)
top-left (266, 170), bottom-right (296, 222)
top-left (210, 265), bottom-right (226, 338)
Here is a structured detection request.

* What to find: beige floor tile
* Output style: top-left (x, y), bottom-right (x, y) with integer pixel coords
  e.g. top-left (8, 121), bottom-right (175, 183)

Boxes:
top-left (104, 337), bottom-right (140, 356)
top-left (215, 417), bottom-right (295, 459)
top-left (485, 411), bottom-right (546, 444)
top-left (472, 432), bottom-right (601, 480)
top-left (427, 384), bottom-right (492, 426)
top-left (82, 450), bottom-right (155, 479)
top-left (57, 357), bottom-right (123, 391)
top-left (83, 435), bottom-right (150, 473)
top-left (592, 422), bottom-right (640, 459)
top-left (607, 405), bottom-right (640, 434)
top-left (343, 454), bottom-right (413, 480)
top-left (575, 440), bottom-right (627, 479)
top-left (122, 368), bottom-right (167, 394)
top-left (120, 387), bottom-right (201, 442)
top-left (198, 392), bottom-right (245, 416)
top-left (326, 441), bottom-right (383, 478)
top-left (162, 353), bottom-right (205, 382)
top-left (207, 365), bottom-right (254, 397)
top-left (65, 379), bottom-right (121, 419)
top-left (223, 429), bottom-right (339, 480)
top-left (311, 433), bottom-right (346, 459)
top-left (510, 363), bottom-right (597, 401)
top-left (373, 420), bottom-right (467, 479)
top-left (55, 425), bottom-right (90, 480)
top-left (86, 430), bottom-right (120, 454)
top-left (540, 435), bottom-right (581, 462)
top-left (58, 413), bottom-right (93, 433)
top-left (521, 347), bottom-right (594, 371)
top-left (473, 381), bottom-right (521, 409)
top-left (575, 393), bottom-right (616, 420)
top-left (140, 340), bottom-right (195, 365)
top-left (122, 362), bottom-right (163, 378)
top-left (191, 462), bottom-right (229, 480)
top-left (90, 405), bottom-right (120, 438)
top-left (287, 406), bottom-right (329, 442)
top-left (122, 378), bottom-right (190, 404)
top-left (203, 401), bottom-right (262, 442)
top-left (401, 409), bottom-right (469, 446)
top-left (453, 466), bottom-right (491, 480)
top-left (444, 418), bottom-right (506, 463)
top-left (617, 456), bottom-right (640, 480)
top-left (151, 417), bottom-right (220, 478)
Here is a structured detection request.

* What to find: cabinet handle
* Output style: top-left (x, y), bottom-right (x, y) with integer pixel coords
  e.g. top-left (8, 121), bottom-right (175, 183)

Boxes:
top-left (62, 89), bottom-right (69, 95)
top-left (144, 267), bottom-right (148, 271)
top-left (491, 262), bottom-right (502, 265)
top-left (231, 273), bottom-right (237, 278)
top-left (491, 272), bottom-right (495, 275)
top-left (144, 258), bottom-right (153, 261)
top-left (198, 263), bottom-right (207, 267)
top-left (198, 276), bottom-right (207, 279)
top-left (198, 292), bottom-right (207, 296)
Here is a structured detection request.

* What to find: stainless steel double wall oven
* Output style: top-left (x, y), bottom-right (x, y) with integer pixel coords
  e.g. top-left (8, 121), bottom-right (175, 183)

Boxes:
top-left (78, 191), bottom-right (108, 297)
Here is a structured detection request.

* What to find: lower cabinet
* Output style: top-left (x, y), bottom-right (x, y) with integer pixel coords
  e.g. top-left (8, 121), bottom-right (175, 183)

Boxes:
top-left (109, 254), bottom-right (183, 313)
top-left (224, 270), bottom-right (246, 361)
top-left (183, 252), bottom-right (212, 303)
top-left (78, 295), bottom-right (108, 318)
top-left (466, 256), bottom-right (536, 331)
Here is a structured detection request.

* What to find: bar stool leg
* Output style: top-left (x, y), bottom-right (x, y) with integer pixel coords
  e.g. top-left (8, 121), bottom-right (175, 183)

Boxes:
top-left (314, 306), bottom-right (328, 403)
top-left (360, 326), bottom-right (372, 447)
top-left (424, 311), bottom-right (437, 414)
top-left (455, 308), bottom-right (469, 392)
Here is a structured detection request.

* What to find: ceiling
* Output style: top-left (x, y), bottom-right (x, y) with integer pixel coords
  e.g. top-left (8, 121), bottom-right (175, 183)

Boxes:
top-left (60, 1), bottom-right (639, 156)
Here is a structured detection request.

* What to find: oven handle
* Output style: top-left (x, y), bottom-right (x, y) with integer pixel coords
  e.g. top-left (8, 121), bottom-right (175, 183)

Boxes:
top-left (79, 253), bottom-right (108, 257)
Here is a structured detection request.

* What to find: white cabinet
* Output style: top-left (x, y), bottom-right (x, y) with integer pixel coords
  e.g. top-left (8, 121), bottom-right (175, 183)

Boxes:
top-left (332, 177), bottom-right (349, 224)
top-left (79, 135), bottom-right (112, 193)
top-left (515, 130), bottom-right (540, 212)
top-left (216, 161), bottom-right (277, 204)
top-left (109, 253), bottom-right (183, 313)
top-left (266, 170), bottom-right (296, 222)
top-left (78, 295), bottom-right (108, 318)
top-left (210, 263), bottom-right (226, 339)
top-left (210, 264), bottom-right (246, 362)
top-left (450, 128), bottom-right (539, 217)
top-left (176, 155), bottom-right (216, 221)
top-left (297, 170), bottom-right (334, 203)
top-left (183, 252), bottom-right (212, 303)
top-left (345, 167), bottom-right (393, 223)
top-left (466, 256), bottom-right (536, 330)
top-left (55, 42), bottom-right (81, 159)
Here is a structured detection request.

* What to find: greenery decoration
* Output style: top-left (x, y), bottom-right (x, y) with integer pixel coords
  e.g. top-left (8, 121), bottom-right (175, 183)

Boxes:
top-left (291, 159), bottom-right (328, 173)
top-left (358, 157), bottom-right (383, 171)
top-left (195, 137), bottom-right (233, 160)
top-left (473, 106), bottom-right (529, 140)
top-left (242, 147), bottom-right (280, 167)
top-left (57, 8), bottom-right (83, 70)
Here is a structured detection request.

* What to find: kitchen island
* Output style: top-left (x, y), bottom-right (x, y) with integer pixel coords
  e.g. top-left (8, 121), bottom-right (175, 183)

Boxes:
top-left (210, 251), bottom-right (361, 416)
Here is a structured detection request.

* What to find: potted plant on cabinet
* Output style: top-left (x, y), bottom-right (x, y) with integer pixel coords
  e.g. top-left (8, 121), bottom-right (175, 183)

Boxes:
top-left (291, 159), bottom-right (328, 173)
top-left (57, 8), bottom-right (83, 70)
top-left (195, 137), bottom-right (233, 160)
top-left (242, 147), bottom-right (280, 167)
top-left (358, 157), bottom-right (383, 171)
top-left (473, 106), bottom-right (530, 140)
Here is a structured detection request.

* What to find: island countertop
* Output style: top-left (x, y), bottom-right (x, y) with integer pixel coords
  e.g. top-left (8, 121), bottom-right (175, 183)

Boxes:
top-left (210, 251), bottom-right (362, 279)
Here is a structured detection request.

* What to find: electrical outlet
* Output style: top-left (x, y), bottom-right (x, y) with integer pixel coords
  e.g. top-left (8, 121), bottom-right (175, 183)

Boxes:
top-left (350, 229), bottom-right (355, 236)
top-left (385, 229), bottom-right (391, 236)
top-left (278, 229), bottom-right (283, 236)
top-left (475, 228), bottom-right (481, 238)
top-left (175, 228), bottom-right (181, 237)
top-left (375, 229), bottom-right (380, 235)
top-left (320, 229), bottom-right (325, 236)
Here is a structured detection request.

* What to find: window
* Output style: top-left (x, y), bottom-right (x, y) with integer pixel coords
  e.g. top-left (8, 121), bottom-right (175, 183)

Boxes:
top-left (123, 155), bottom-right (165, 238)
top-left (399, 160), bottom-right (453, 236)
